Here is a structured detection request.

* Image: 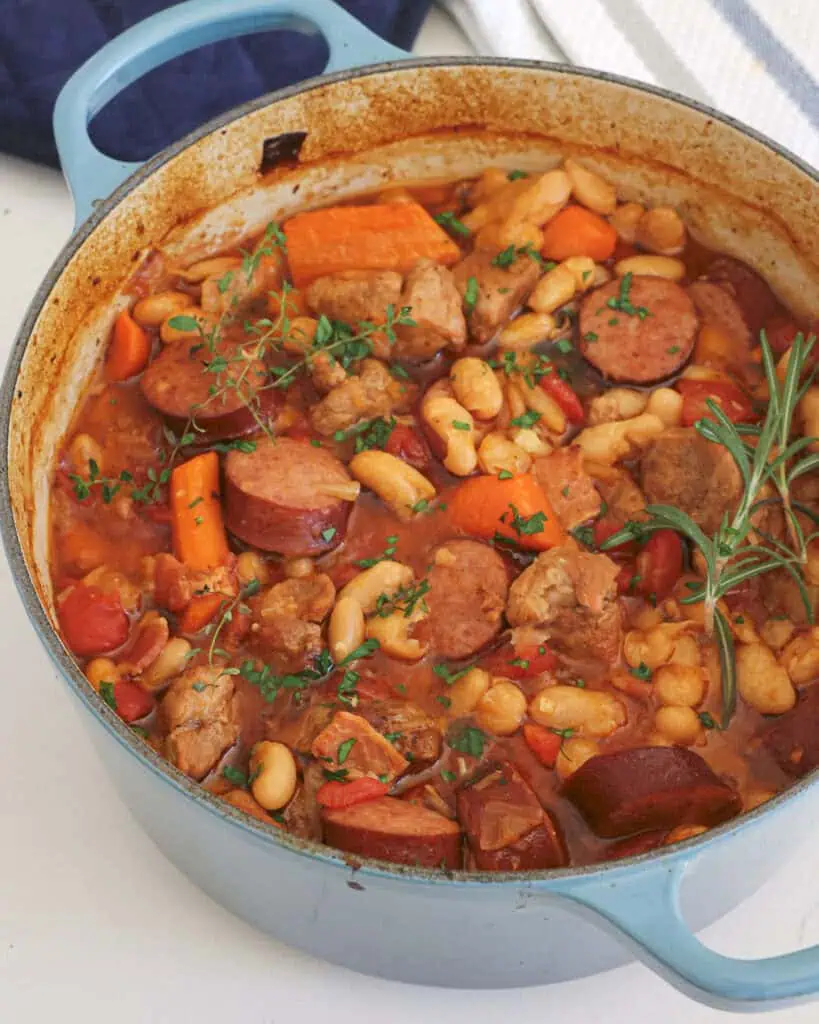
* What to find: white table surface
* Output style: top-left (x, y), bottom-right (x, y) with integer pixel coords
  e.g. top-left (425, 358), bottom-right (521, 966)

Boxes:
top-left (2, 7), bottom-right (819, 1022)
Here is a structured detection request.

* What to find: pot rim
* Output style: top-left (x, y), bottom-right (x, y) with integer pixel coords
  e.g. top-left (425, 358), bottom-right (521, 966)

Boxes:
top-left (3, 56), bottom-right (816, 888)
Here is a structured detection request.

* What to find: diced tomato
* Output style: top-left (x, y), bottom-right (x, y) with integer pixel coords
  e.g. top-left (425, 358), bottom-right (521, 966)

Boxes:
top-left (635, 529), bottom-right (685, 601)
top-left (112, 680), bottom-right (154, 723)
top-left (316, 776), bottom-right (390, 810)
top-left (539, 372), bottom-right (585, 425)
top-left (58, 584), bottom-right (129, 657)
top-left (677, 378), bottom-right (756, 427)
top-left (616, 563), bottom-right (639, 595)
top-left (764, 316), bottom-right (801, 355)
top-left (593, 517), bottom-right (638, 559)
top-left (482, 642), bottom-right (558, 679)
top-left (522, 722), bottom-right (561, 768)
top-left (385, 423), bottom-right (430, 470)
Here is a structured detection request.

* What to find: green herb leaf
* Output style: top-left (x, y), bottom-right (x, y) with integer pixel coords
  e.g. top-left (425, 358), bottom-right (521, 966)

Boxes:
top-left (449, 725), bottom-right (487, 758)
top-left (434, 211), bottom-right (471, 237)
top-left (464, 275), bottom-right (479, 314)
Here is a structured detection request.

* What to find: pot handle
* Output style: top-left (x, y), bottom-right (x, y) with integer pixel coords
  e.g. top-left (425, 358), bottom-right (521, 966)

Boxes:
top-left (53, 0), bottom-right (407, 225)
top-left (560, 858), bottom-right (819, 1009)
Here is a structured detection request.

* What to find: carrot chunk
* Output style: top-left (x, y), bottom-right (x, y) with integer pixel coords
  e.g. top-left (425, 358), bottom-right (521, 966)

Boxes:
top-left (448, 473), bottom-right (565, 551)
top-left (541, 206), bottom-right (617, 262)
top-left (106, 310), bottom-right (151, 382)
top-left (178, 592), bottom-right (225, 634)
top-left (170, 452), bottom-right (229, 571)
top-left (283, 202), bottom-right (461, 286)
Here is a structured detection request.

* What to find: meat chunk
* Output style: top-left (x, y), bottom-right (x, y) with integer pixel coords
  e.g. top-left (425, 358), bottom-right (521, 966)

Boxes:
top-left (761, 685), bottom-right (819, 778)
top-left (259, 574), bottom-right (336, 622)
top-left (394, 259), bottom-right (467, 360)
top-left (588, 465), bottom-right (646, 523)
top-left (224, 437), bottom-right (352, 555)
top-left (563, 746), bottom-right (742, 838)
top-left (457, 761), bottom-right (567, 871)
top-left (311, 710), bottom-right (409, 781)
top-left (322, 795), bottom-right (462, 868)
top-left (252, 616), bottom-right (322, 674)
top-left (310, 358), bottom-right (416, 436)
top-left (533, 447), bottom-right (601, 530)
top-left (452, 249), bottom-right (542, 343)
top-left (579, 277), bottom-right (698, 384)
top-left (306, 270), bottom-right (402, 357)
top-left (310, 350), bottom-right (348, 394)
top-left (417, 540), bottom-right (509, 659)
top-left (160, 666), bottom-right (239, 781)
top-left (506, 545), bottom-right (621, 662)
top-left (640, 427), bottom-right (742, 534)
top-left (358, 699), bottom-right (443, 767)
top-left (152, 553), bottom-right (238, 614)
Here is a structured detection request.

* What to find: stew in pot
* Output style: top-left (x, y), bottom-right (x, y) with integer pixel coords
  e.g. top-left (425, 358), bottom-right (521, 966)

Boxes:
top-left (50, 158), bottom-right (819, 871)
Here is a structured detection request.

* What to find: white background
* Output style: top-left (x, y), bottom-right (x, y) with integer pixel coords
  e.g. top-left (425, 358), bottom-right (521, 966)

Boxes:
top-left (2, 8), bottom-right (819, 1022)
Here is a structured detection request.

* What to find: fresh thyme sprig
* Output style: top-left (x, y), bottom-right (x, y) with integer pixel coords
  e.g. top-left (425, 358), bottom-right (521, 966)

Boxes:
top-left (601, 330), bottom-right (818, 725)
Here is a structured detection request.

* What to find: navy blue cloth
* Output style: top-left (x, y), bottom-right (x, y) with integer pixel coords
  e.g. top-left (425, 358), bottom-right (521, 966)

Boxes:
top-left (0, 0), bottom-right (430, 166)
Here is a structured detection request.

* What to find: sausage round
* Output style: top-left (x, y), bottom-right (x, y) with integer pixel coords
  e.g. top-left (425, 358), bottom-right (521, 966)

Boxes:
top-left (579, 276), bottom-right (698, 384)
top-left (223, 437), bottom-right (352, 556)
top-left (761, 685), bottom-right (819, 778)
top-left (140, 340), bottom-right (272, 440)
top-left (562, 746), bottom-right (741, 838)
top-left (322, 795), bottom-right (462, 868)
top-left (704, 255), bottom-right (781, 336)
top-left (417, 539), bottom-right (509, 659)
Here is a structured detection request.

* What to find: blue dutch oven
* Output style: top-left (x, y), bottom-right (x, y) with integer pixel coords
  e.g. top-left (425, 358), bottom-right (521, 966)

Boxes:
top-left (3, 0), bottom-right (819, 1009)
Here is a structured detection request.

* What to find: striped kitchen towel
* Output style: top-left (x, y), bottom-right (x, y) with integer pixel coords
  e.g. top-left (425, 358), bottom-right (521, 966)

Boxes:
top-left (442, 0), bottom-right (819, 167)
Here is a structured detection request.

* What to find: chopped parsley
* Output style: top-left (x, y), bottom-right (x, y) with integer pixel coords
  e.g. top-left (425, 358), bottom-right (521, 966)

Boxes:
top-left (699, 711), bottom-right (717, 730)
top-left (503, 502), bottom-right (548, 537)
top-left (434, 211), bottom-right (471, 237)
top-left (333, 416), bottom-right (396, 453)
top-left (555, 338), bottom-right (573, 354)
top-left (433, 662), bottom-right (474, 686)
top-left (337, 738), bottom-right (356, 765)
top-left (630, 662), bottom-right (652, 681)
top-left (222, 765), bottom-right (248, 787)
top-left (498, 469), bottom-right (513, 480)
top-left (440, 769), bottom-right (458, 783)
top-left (606, 272), bottom-right (651, 318)
top-left (507, 169), bottom-right (529, 180)
top-left (449, 725), bottom-right (487, 758)
top-left (355, 534), bottom-right (399, 569)
top-left (583, 331), bottom-right (599, 343)
top-left (98, 681), bottom-right (117, 710)
top-left (436, 695), bottom-right (453, 709)
top-left (509, 410), bottom-right (541, 428)
top-left (464, 275), bottom-right (479, 314)
top-left (321, 527), bottom-right (337, 543)
top-left (374, 579), bottom-right (430, 619)
top-left (452, 420), bottom-right (471, 431)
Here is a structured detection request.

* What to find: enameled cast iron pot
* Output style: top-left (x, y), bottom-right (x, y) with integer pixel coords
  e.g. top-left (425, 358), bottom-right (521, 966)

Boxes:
top-left (3, 0), bottom-right (819, 1009)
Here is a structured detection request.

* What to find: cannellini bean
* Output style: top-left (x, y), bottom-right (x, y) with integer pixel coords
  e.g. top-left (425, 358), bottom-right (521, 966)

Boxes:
top-left (631, 606), bottom-right (663, 631)
top-left (737, 642), bottom-right (796, 714)
top-left (614, 255), bottom-right (686, 282)
top-left (513, 377), bottom-right (567, 434)
top-left (469, 167), bottom-right (510, 206)
top-left (609, 202), bottom-right (645, 243)
top-left (555, 737), bottom-right (600, 780)
top-left (664, 824), bottom-right (707, 845)
top-left (654, 705), bottom-right (702, 746)
top-left (528, 264), bottom-right (577, 314)
top-left (421, 394), bottom-right (478, 476)
top-left (159, 306), bottom-right (211, 344)
top-left (451, 358), bottom-right (504, 419)
top-left (366, 606), bottom-right (428, 661)
top-left (132, 291), bottom-right (191, 327)
top-left (564, 159), bottom-right (617, 215)
top-left (731, 612), bottom-right (760, 646)
top-left (447, 668), bottom-right (492, 717)
top-left (175, 256), bottom-right (241, 283)
top-left (339, 561), bottom-right (414, 615)
top-left (511, 427), bottom-right (553, 457)
top-left (141, 637), bottom-right (192, 690)
top-left (573, 413), bottom-right (664, 464)
top-left (69, 433), bottom-right (104, 476)
top-left (760, 617), bottom-right (796, 651)
top-left (85, 657), bottom-right (120, 690)
top-left (349, 450), bottom-right (436, 521)
top-left (249, 741), bottom-right (298, 811)
top-left (744, 788), bottom-right (776, 812)
top-left (636, 207), bottom-right (686, 256)
top-left (779, 629), bottom-right (819, 686)
top-left (670, 634), bottom-right (701, 667)
top-left (475, 680), bottom-right (527, 736)
top-left (587, 388), bottom-right (648, 425)
top-left (562, 256), bottom-right (598, 292)
top-left (624, 623), bottom-right (689, 671)
top-left (378, 186), bottom-right (415, 204)
top-left (237, 551), bottom-right (270, 587)
top-left (654, 663), bottom-right (706, 707)
top-left (317, 481), bottom-right (361, 502)
top-left (328, 596), bottom-right (366, 662)
top-left (499, 312), bottom-right (557, 351)
top-left (462, 178), bottom-right (530, 231)
top-left (530, 685), bottom-right (627, 738)
top-left (646, 387), bottom-right (683, 427)
top-left (478, 432), bottom-right (532, 476)
top-left (509, 169), bottom-right (572, 225)
top-left (497, 219), bottom-right (544, 251)
top-left (283, 556), bottom-right (314, 579)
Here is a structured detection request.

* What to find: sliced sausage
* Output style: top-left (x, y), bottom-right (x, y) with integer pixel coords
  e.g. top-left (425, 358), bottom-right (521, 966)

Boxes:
top-left (140, 340), bottom-right (272, 440)
top-left (452, 249), bottom-right (542, 344)
top-left (322, 795), bottom-right (462, 868)
top-left (603, 830), bottom-right (668, 861)
top-left (688, 281), bottom-right (751, 350)
top-left (579, 276), bottom-right (697, 384)
top-left (640, 426), bottom-right (741, 534)
top-left (457, 760), bottom-right (568, 871)
top-left (562, 746), bottom-right (742, 838)
top-left (761, 684), bottom-right (819, 778)
top-left (223, 437), bottom-right (352, 556)
top-left (417, 539), bottom-right (509, 659)
top-left (704, 255), bottom-right (781, 336)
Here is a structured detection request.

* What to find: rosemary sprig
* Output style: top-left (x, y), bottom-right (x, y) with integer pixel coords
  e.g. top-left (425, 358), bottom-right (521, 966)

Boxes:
top-left (601, 330), bottom-right (818, 725)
